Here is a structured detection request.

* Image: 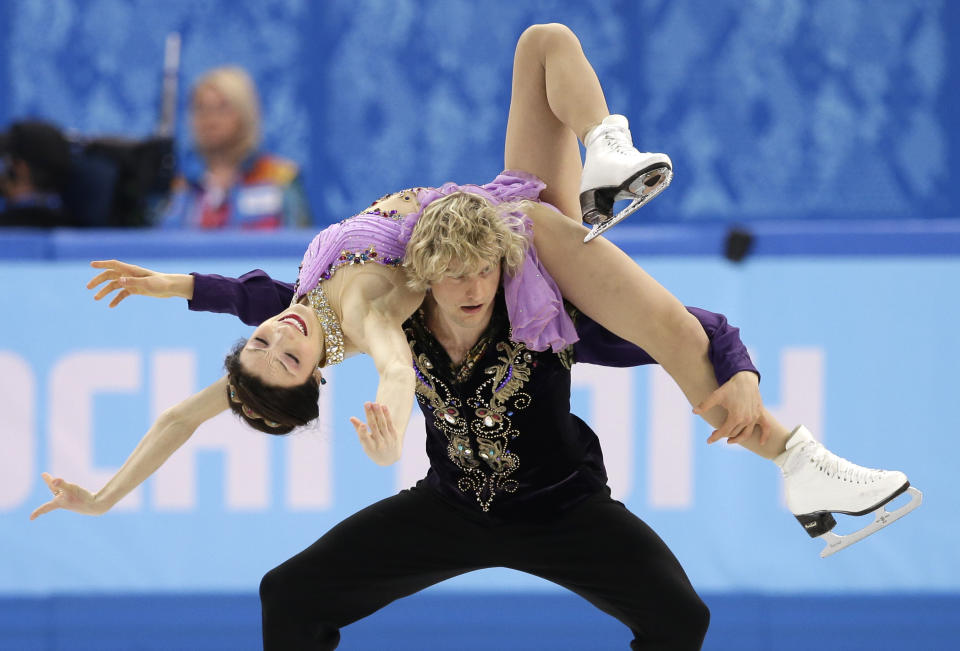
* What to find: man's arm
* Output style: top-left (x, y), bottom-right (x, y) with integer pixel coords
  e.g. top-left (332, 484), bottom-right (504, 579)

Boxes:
top-left (572, 305), bottom-right (758, 385)
top-left (572, 305), bottom-right (769, 445)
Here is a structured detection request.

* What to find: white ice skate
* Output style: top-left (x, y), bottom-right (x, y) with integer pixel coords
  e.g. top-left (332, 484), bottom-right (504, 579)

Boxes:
top-left (579, 114), bottom-right (673, 242)
top-left (774, 426), bottom-right (922, 558)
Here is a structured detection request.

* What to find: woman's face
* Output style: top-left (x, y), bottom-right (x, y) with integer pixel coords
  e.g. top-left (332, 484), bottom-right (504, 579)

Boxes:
top-left (191, 85), bottom-right (243, 153)
top-left (240, 304), bottom-right (325, 387)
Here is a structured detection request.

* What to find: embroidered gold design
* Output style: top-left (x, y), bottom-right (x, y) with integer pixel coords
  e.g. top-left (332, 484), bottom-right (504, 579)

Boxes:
top-left (409, 328), bottom-right (534, 511)
top-left (477, 437), bottom-right (518, 474)
top-left (450, 433), bottom-right (479, 468)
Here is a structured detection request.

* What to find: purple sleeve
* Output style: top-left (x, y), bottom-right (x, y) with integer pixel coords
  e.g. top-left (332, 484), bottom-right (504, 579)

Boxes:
top-left (187, 270), bottom-right (295, 326)
top-left (571, 306), bottom-right (759, 386)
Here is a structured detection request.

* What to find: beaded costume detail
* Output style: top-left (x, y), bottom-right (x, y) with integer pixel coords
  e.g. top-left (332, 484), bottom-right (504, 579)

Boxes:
top-left (306, 285), bottom-right (345, 367)
top-left (410, 330), bottom-right (534, 512)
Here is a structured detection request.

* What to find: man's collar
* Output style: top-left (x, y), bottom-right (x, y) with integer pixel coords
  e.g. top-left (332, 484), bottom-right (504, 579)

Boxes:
top-left (409, 293), bottom-right (508, 382)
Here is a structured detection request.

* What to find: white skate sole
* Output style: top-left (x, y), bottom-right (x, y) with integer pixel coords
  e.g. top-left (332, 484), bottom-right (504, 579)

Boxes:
top-left (581, 164), bottom-right (673, 243)
top-left (810, 485), bottom-right (923, 558)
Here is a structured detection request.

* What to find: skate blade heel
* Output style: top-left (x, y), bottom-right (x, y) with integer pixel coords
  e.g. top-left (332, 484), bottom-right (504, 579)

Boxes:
top-left (818, 486), bottom-right (923, 558)
top-left (580, 187), bottom-right (617, 227)
top-left (795, 511), bottom-right (837, 538)
top-left (582, 166), bottom-right (675, 242)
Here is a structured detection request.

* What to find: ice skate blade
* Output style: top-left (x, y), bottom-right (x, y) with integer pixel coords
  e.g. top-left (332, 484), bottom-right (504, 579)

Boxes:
top-left (818, 486), bottom-right (923, 558)
top-left (582, 167), bottom-right (674, 242)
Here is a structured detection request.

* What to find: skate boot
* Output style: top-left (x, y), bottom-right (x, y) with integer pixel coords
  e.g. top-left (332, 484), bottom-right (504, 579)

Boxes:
top-left (579, 114), bottom-right (673, 242)
top-left (775, 426), bottom-right (922, 558)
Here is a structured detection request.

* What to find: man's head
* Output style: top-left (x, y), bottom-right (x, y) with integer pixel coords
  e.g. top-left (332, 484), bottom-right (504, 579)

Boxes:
top-left (404, 191), bottom-right (529, 292)
top-left (0, 120), bottom-right (71, 199)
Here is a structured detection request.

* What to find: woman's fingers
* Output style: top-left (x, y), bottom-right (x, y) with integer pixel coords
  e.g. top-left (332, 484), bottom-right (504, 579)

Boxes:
top-left (108, 289), bottom-right (131, 308)
top-left (32, 473), bottom-right (65, 520)
top-left (86, 269), bottom-right (117, 290)
top-left (92, 279), bottom-right (122, 300)
top-left (29, 500), bottom-right (60, 521)
top-left (90, 260), bottom-right (144, 275)
top-left (371, 403), bottom-right (391, 436)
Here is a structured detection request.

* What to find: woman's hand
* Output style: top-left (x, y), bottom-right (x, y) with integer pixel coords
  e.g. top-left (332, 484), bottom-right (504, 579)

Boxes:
top-left (87, 260), bottom-right (194, 308)
top-left (350, 402), bottom-right (403, 466)
top-left (695, 371), bottom-right (771, 446)
top-left (29, 472), bottom-right (107, 520)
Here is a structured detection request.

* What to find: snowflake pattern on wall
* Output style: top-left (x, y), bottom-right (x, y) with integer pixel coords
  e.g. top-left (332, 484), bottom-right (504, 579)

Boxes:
top-left (3, 0), bottom-right (950, 225)
top-left (8, 0), bottom-right (309, 180)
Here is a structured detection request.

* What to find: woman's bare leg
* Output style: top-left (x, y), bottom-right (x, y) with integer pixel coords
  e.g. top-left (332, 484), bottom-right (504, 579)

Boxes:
top-left (528, 201), bottom-right (790, 456)
top-left (500, 24), bottom-right (788, 453)
top-left (503, 23), bottom-right (607, 221)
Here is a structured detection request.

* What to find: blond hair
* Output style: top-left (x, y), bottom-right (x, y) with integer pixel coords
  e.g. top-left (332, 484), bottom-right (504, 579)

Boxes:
top-left (404, 192), bottom-right (531, 291)
top-left (191, 66), bottom-right (261, 160)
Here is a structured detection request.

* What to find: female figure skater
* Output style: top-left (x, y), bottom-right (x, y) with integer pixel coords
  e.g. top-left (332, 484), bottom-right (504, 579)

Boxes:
top-left (81, 21), bottom-right (742, 448)
top-left (34, 23), bottom-right (920, 650)
top-left (39, 21), bottom-right (915, 580)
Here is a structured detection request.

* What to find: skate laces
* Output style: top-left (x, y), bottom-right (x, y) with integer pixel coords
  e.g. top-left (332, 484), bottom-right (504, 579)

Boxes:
top-left (599, 126), bottom-right (636, 156)
top-left (806, 443), bottom-right (881, 485)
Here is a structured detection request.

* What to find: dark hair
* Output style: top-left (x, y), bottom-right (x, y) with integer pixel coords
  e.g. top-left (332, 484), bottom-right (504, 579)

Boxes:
top-left (223, 340), bottom-right (320, 435)
top-left (2, 120), bottom-right (72, 192)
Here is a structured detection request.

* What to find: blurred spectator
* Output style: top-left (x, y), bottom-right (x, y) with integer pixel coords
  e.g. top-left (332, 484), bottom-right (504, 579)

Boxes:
top-left (159, 66), bottom-right (311, 229)
top-left (0, 120), bottom-right (73, 228)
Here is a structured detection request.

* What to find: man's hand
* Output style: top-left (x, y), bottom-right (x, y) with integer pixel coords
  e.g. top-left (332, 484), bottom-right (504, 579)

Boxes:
top-left (87, 260), bottom-right (194, 307)
top-left (349, 402), bottom-right (403, 466)
top-left (695, 371), bottom-right (771, 446)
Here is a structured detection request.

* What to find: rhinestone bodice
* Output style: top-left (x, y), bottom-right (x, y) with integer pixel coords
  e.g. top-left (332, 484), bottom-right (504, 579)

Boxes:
top-left (306, 284), bottom-right (345, 367)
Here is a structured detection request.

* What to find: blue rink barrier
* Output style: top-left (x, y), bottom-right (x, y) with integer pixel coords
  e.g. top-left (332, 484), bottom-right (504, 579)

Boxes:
top-left (2, 222), bottom-right (958, 648)
top-left (1, 592), bottom-right (958, 651)
top-left (2, 219), bottom-right (960, 260)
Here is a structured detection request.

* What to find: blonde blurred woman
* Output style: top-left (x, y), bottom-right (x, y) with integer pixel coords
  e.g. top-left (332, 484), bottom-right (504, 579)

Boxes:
top-left (159, 66), bottom-right (312, 229)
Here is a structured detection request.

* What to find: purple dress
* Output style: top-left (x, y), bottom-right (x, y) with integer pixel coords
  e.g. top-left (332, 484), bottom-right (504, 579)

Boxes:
top-left (293, 170), bottom-right (578, 352)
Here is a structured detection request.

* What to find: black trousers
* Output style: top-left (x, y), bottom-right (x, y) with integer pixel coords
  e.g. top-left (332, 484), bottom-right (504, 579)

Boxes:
top-left (260, 485), bottom-right (708, 650)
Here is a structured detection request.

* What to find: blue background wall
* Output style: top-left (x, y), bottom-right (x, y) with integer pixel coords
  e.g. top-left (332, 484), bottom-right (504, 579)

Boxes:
top-left (0, 0), bottom-right (957, 226)
top-left (2, 1), bottom-right (959, 649)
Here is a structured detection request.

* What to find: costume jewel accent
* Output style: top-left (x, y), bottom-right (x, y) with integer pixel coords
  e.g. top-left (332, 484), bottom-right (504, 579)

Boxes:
top-left (228, 383), bottom-right (281, 428)
top-left (317, 245), bottom-right (403, 282)
top-left (307, 285), bottom-right (345, 367)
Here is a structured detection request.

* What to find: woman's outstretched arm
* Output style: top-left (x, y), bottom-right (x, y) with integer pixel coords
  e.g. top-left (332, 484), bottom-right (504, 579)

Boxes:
top-left (30, 377), bottom-right (230, 520)
top-left (88, 260), bottom-right (296, 325)
top-left (347, 313), bottom-right (416, 466)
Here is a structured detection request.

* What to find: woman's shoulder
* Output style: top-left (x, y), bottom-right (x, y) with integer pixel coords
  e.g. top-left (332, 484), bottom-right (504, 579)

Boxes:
top-left (337, 266), bottom-right (423, 323)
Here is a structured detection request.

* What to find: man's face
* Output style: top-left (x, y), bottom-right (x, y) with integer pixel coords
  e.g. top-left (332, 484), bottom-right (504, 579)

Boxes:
top-left (428, 259), bottom-right (502, 332)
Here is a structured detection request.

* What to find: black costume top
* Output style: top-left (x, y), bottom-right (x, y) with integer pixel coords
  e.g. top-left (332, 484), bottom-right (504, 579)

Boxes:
top-left (188, 270), bottom-right (759, 519)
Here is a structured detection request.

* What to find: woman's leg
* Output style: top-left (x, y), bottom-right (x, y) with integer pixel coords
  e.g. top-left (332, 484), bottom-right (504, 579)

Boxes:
top-left (503, 23), bottom-right (607, 220)
top-left (504, 23), bottom-right (671, 232)
top-left (502, 23), bottom-right (787, 455)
